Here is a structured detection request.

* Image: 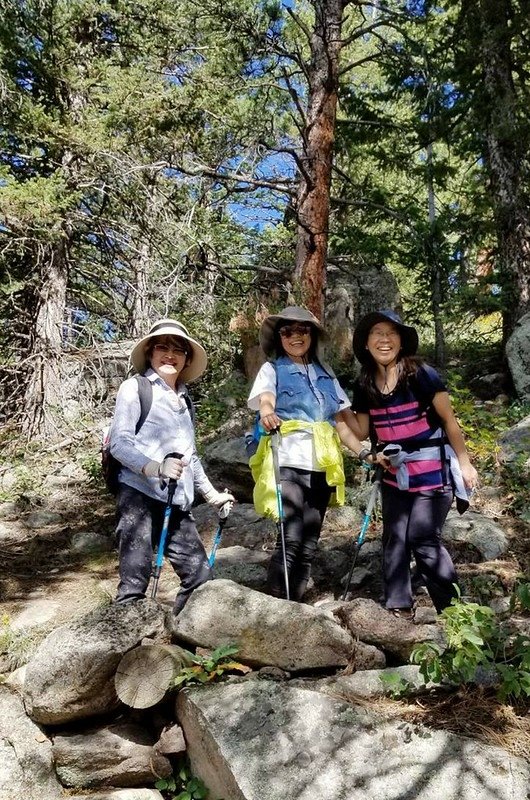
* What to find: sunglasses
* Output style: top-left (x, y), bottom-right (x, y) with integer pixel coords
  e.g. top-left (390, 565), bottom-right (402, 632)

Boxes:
top-left (153, 343), bottom-right (189, 356)
top-left (279, 324), bottom-right (312, 338)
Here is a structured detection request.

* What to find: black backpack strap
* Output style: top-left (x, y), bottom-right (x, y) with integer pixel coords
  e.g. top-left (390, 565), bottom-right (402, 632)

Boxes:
top-left (183, 391), bottom-right (195, 426)
top-left (134, 375), bottom-right (153, 434)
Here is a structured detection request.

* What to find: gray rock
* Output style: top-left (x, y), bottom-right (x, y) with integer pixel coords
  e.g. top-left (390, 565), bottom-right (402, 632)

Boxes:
top-left (497, 414), bottom-right (530, 467)
top-left (0, 686), bottom-right (63, 800)
top-left (52, 721), bottom-right (171, 788)
top-left (211, 546), bottom-right (269, 591)
top-left (334, 598), bottom-right (446, 661)
top-left (193, 503), bottom-right (274, 551)
top-left (202, 437), bottom-right (255, 503)
top-left (24, 510), bottom-right (63, 528)
top-left (319, 664), bottom-right (437, 700)
top-left (171, 579), bottom-right (354, 671)
top-left (70, 530), bottom-right (114, 554)
top-left (325, 264), bottom-right (401, 370)
top-left (24, 599), bottom-right (166, 724)
top-left (443, 509), bottom-right (508, 560)
top-left (176, 680), bottom-right (530, 800)
top-left (506, 311), bottom-right (530, 402)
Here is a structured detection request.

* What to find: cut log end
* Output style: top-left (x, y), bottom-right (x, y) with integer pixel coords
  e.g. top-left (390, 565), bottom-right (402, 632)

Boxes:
top-left (115, 644), bottom-right (190, 709)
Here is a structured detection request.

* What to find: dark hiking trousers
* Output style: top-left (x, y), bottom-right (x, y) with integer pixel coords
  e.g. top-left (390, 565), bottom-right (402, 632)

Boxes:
top-left (381, 482), bottom-right (458, 613)
top-left (115, 484), bottom-right (212, 615)
top-left (267, 467), bottom-right (331, 601)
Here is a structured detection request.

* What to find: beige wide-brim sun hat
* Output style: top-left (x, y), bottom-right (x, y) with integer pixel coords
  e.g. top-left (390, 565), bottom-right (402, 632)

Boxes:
top-left (259, 306), bottom-right (326, 358)
top-left (130, 319), bottom-right (207, 383)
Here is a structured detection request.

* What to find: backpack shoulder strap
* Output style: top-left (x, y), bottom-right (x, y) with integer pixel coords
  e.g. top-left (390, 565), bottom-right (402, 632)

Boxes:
top-left (134, 375), bottom-right (153, 434)
top-left (183, 391), bottom-right (196, 426)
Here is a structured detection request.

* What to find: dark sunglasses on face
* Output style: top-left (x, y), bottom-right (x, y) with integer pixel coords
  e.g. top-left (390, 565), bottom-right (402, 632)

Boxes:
top-left (279, 324), bottom-right (312, 338)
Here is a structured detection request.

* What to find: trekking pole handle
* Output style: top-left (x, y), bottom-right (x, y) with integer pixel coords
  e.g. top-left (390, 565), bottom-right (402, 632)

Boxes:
top-left (164, 451), bottom-right (183, 506)
top-left (219, 488), bottom-right (233, 520)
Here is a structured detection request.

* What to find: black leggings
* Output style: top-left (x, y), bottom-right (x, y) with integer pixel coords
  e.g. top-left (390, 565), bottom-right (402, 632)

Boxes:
top-left (381, 482), bottom-right (458, 612)
top-left (267, 467), bottom-right (331, 601)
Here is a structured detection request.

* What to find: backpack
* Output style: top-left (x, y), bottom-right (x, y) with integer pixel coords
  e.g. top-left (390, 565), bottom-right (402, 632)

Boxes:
top-left (245, 363), bottom-right (277, 458)
top-left (102, 375), bottom-right (153, 495)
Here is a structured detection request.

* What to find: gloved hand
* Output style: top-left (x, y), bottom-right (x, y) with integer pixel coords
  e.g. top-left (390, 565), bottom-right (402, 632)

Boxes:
top-left (159, 456), bottom-right (184, 482)
top-left (203, 486), bottom-right (235, 511)
top-left (142, 457), bottom-right (184, 482)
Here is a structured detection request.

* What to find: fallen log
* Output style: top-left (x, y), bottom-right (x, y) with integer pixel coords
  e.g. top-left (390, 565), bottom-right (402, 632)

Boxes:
top-left (115, 643), bottom-right (192, 709)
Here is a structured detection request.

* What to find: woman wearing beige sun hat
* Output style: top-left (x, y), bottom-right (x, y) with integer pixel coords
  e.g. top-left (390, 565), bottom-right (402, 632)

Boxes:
top-left (110, 318), bottom-right (234, 615)
top-left (247, 305), bottom-right (373, 602)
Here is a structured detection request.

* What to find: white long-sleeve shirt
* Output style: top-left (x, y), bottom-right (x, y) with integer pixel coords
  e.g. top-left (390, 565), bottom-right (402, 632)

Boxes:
top-left (109, 369), bottom-right (214, 509)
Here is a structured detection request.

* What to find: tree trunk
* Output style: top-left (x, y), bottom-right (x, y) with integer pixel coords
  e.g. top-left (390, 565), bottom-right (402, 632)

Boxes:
top-left (294, 0), bottom-right (346, 320)
top-left (22, 239), bottom-right (69, 438)
top-left (427, 142), bottom-right (445, 367)
top-left (115, 643), bottom-right (192, 708)
top-left (478, 0), bottom-right (530, 341)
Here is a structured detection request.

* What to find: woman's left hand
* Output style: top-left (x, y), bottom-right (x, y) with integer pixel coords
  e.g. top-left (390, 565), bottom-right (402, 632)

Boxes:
top-left (461, 462), bottom-right (479, 492)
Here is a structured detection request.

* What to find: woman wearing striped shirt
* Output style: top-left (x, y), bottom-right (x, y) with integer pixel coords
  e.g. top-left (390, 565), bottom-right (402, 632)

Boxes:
top-left (349, 310), bottom-right (478, 617)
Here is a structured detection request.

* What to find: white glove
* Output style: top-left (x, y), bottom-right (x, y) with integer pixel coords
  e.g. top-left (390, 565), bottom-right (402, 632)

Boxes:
top-left (142, 457), bottom-right (184, 482)
top-left (203, 487), bottom-right (235, 511)
top-left (143, 460), bottom-right (161, 478)
top-left (159, 457), bottom-right (184, 481)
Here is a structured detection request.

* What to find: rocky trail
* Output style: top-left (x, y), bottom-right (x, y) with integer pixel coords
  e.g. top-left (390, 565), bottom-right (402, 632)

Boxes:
top-left (0, 425), bottom-right (529, 800)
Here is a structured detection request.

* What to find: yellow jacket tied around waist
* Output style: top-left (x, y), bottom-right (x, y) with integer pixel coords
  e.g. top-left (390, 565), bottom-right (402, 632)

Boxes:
top-left (249, 420), bottom-right (345, 520)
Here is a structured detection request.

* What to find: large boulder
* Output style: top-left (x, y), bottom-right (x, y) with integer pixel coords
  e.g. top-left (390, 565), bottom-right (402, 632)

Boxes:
top-left (325, 263), bottom-right (401, 373)
top-left (176, 680), bottom-right (530, 800)
top-left (443, 509), bottom-right (509, 561)
top-left (0, 686), bottom-right (62, 800)
top-left (171, 579), bottom-right (354, 671)
top-left (497, 415), bottom-right (530, 468)
top-left (24, 600), bottom-right (166, 725)
top-left (52, 720), bottom-right (172, 789)
top-left (506, 311), bottom-right (530, 402)
top-left (334, 598), bottom-right (446, 661)
top-left (201, 437), bottom-right (255, 504)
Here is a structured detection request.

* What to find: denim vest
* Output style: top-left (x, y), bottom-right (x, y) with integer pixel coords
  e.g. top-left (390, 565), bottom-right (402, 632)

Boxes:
top-left (274, 356), bottom-right (341, 424)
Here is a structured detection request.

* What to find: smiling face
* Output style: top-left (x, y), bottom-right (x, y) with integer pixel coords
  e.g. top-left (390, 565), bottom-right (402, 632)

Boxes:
top-left (147, 334), bottom-right (191, 385)
top-left (277, 323), bottom-right (313, 363)
top-left (366, 321), bottom-right (401, 368)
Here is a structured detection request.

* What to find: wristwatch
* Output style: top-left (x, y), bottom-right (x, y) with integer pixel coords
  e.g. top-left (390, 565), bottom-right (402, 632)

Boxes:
top-left (357, 447), bottom-right (371, 463)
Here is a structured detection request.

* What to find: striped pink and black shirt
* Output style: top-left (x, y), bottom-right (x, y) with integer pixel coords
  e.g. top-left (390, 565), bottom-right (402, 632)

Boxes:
top-left (352, 365), bottom-right (447, 492)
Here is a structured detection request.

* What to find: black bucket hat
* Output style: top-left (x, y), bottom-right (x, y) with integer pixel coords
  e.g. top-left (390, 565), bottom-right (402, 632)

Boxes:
top-left (259, 306), bottom-right (326, 358)
top-left (353, 309), bottom-right (419, 364)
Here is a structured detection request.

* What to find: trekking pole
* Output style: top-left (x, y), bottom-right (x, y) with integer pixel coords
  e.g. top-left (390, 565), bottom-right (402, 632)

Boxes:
top-left (341, 465), bottom-right (383, 601)
top-left (270, 429), bottom-right (290, 600)
top-left (208, 490), bottom-right (233, 567)
top-left (151, 451), bottom-right (183, 600)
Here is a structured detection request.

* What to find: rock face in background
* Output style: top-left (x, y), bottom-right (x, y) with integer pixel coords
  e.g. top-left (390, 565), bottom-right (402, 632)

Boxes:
top-left (325, 263), bottom-right (401, 374)
top-left (506, 311), bottom-right (530, 403)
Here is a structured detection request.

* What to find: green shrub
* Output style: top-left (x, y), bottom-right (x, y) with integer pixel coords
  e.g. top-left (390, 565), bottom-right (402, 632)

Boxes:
top-left (410, 586), bottom-right (530, 701)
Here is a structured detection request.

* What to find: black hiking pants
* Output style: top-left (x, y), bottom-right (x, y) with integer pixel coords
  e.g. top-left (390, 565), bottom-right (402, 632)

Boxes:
top-left (381, 482), bottom-right (458, 613)
top-left (115, 484), bottom-right (212, 615)
top-left (267, 467), bottom-right (331, 601)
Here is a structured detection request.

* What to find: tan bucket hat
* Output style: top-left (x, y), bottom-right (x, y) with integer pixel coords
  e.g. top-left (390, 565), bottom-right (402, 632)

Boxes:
top-left (130, 319), bottom-right (207, 382)
top-left (259, 306), bottom-right (326, 357)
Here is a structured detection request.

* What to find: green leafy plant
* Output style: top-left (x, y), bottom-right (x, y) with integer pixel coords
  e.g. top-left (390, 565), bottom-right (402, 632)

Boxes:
top-left (155, 760), bottom-right (212, 800)
top-left (172, 644), bottom-right (250, 688)
top-left (379, 671), bottom-right (415, 698)
top-left (410, 586), bottom-right (530, 701)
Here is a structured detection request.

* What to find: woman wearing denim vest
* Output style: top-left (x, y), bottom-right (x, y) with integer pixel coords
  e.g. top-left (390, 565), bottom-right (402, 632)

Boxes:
top-left (248, 306), bottom-right (367, 601)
